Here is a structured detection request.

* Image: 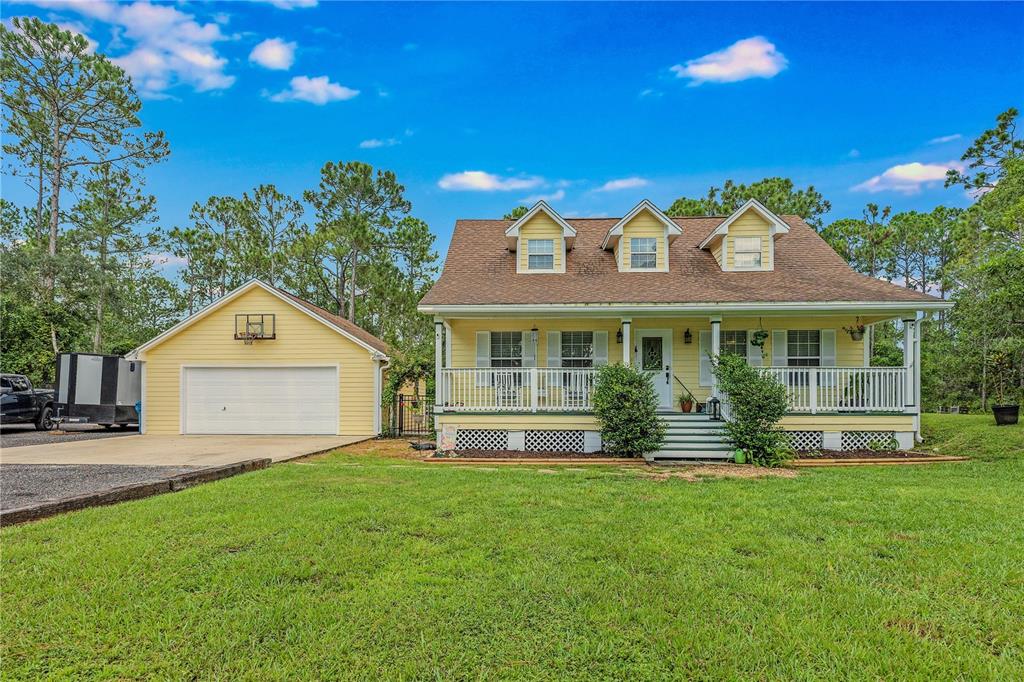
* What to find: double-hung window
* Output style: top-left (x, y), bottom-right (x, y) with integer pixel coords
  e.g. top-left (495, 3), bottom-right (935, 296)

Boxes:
top-left (787, 330), bottom-right (821, 367)
top-left (733, 237), bottom-right (762, 269)
top-left (527, 239), bottom-right (554, 270)
top-left (630, 237), bottom-right (658, 269)
top-left (490, 331), bottom-right (523, 368)
top-left (560, 331), bottom-right (594, 368)
top-left (721, 330), bottom-right (748, 358)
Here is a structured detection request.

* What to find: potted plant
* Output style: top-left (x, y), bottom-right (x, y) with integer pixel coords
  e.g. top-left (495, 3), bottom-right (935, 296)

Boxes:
top-left (750, 329), bottom-right (769, 348)
top-left (843, 323), bottom-right (866, 341)
top-left (990, 344), bottom-right (1020, 426)
top-left (680, 390), bottom-right (695, 413)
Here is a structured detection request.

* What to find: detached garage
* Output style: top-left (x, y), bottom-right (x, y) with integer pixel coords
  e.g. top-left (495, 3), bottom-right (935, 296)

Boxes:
top-left (129, 280), bottom-right (390, 437)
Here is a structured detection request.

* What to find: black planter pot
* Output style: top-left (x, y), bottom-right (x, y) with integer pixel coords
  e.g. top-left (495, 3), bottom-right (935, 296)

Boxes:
top-left (992, 404), bottom-right (1019, 426)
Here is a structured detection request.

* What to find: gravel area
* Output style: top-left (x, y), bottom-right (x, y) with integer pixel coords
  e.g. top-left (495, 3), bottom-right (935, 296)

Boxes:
top-left (0, 423), bottom-right (137, 449)
top-left (0, 464), bottom-right (203, 511)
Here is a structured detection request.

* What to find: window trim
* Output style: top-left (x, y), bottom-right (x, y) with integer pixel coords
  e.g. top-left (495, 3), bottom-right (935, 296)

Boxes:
top-left (489, 331), bottom-right (523, 368)
top-left (629, 237), bottom-right (658, 270)
top-left (720, 330), bottom-right (748, 358)
top-left (560, 330), bottom-right (595, 369)
top-left (733, 236), bottom-right (763, 270)
top-left (526, 239), bottom-right (555, 272)
top-left (786, 329), bottom-right (821, 367)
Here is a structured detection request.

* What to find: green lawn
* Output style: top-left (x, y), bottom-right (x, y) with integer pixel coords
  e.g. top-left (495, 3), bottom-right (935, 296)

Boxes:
top-left (2, 414), bottom-right (1022, 680)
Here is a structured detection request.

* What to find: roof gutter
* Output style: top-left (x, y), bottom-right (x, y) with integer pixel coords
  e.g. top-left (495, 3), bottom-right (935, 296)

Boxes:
top-left (419, 300), bottom-right (953, 317)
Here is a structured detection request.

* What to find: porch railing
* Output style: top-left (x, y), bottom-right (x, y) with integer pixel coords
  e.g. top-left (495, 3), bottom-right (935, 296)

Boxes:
top-left (439, 367), bottom-right (597, 412)
top-left (759, 366), bottom-right (906, 413)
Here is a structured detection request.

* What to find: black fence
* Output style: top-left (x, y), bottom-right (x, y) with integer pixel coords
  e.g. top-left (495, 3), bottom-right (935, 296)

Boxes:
top-left (383, 394), bottom-right (434, 438)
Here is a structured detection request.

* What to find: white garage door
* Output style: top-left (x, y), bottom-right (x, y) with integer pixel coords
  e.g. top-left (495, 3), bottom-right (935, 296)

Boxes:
top-left (183, 366), bottom-right (338, 435)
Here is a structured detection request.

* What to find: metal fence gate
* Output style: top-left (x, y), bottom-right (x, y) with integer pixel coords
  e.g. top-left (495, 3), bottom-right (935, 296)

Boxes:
top-left (384, 394), bottom-right (434, 438)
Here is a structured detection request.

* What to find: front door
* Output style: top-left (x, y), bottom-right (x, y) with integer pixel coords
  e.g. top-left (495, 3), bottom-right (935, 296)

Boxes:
top-left (634, 330), bottom-right (673, 409)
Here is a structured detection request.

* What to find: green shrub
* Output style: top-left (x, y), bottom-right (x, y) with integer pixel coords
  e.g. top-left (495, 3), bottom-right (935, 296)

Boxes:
top-left (713, 354), bottom-right (792, 467)
top-left (592, 363), bottom-right (665, 456)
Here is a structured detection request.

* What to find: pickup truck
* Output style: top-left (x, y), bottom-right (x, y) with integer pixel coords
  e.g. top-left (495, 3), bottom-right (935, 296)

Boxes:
top-left (1, 374), bottom-right (55, 430)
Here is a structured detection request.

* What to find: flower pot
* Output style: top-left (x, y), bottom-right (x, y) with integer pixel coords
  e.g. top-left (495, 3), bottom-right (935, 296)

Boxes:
top-left (849, 331), bottom-right (864, 341)
top-left (681, 400), bottom-right (693, 413)
top-left (992, 404), bottom-right (1019, 426)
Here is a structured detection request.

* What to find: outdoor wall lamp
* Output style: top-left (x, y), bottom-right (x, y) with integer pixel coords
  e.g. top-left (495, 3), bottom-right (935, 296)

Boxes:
top-left (530, 326), bottom-right (538, 345)
top-left (616, 328), bottom-right (623, 344)
top-left (684, 328), bottom-right (693, 344)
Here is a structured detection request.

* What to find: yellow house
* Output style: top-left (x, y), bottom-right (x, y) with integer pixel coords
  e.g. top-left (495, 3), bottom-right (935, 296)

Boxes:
top-left (418, 199), bottom-right (951, 460)
top-left (129, 280), bottom-right (389, 438)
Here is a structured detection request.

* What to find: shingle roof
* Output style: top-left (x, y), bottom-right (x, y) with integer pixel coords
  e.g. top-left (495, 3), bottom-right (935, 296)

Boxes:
top-left (419, 215), bottom-right (943, 307)
top-left (274, 286), bottom-right (391, 355)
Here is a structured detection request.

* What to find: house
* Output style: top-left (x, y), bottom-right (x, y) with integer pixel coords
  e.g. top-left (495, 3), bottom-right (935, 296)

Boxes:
top-left (128, 280), bottom-right (389, 437)
top-left (418, 199), bottom-right (951, 459)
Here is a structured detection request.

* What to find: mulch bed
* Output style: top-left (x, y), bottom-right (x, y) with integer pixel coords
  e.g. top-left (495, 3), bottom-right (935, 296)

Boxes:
top-left (435, 449), bottom-right (628, 460)
top-left (797, 449), bottom-right (933, 460)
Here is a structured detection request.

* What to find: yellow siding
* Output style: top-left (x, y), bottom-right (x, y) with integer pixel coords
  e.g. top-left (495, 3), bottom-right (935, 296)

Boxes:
top-left (447, 315), bottom-right (870, 405)
top-left (517, 213), bottom-right (564, 272)
top-left (780, 415), bottom-right (914, 431)
top-left (619, 209), bottom-right (667, 271)
top-left (140, 287), bottom-right (378, 436)
top-left (711, 239), bottom-right (723, 267)
top-left (437, 414), bottom-right (600, 430)
top-left (726, 209), bottom-right (772, 270)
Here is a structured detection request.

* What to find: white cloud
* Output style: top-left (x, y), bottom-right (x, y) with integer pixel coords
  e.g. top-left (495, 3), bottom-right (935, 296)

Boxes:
top-left (521, 189), bottom-right (565, 203)
top-left (249, 38), bottom-right (296, 70)
top-left (145, 252), bottom-right (188, 268)
top-left (639, 88), bottom-right (663, 98)
top-left (671, 36), bottom-right (787, 85)
top-left (595, 177), bottom-right (649, 192)
top-left (22, 0), bottom-right (235, 96)
top-left (927, 133), bottom-right (962, 145)
top-left (359, 138), bottom-right (399, 149)
top-left (852, 161), bottom-right (962, 194)
top-left (437, 171), bottom-right (543, 192)
top-left (846, 149), bottom-right (861, 159)
top-left (250, 0), bottom-right (318, 9)
top-left (268, 75), bottom-right (359, 104)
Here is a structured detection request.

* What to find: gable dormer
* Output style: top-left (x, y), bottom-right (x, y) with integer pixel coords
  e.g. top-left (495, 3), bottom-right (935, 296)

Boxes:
top-left (698, 198), bottom-right (790, 272)
top-left (505, 201), bottom-right (576, 274)
top-left (600, 200), bottom-right (682, 272)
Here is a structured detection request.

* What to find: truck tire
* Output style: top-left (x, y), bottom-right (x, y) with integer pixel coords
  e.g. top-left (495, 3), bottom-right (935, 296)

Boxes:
top-left (35, 405), bottom-right (55, 431)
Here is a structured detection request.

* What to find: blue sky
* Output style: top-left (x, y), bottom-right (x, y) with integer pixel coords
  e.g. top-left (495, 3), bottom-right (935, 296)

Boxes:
top-left (6, 1), bottom-right (1024, 262)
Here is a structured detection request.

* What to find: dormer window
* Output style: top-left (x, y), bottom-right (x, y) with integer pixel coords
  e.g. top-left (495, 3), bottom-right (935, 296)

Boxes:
top-left (734, 237), bottom-right (762, 269)
top-left (527, 239), bottom-right (555, 270)
top-left (630, 238), bottom-right (658, 269)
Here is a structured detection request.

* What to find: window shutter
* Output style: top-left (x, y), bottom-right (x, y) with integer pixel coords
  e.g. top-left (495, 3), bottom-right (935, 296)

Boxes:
top-left (820, 329), bottom-right (836, 366)
top-left (593, 331), bottom-right (608, 366)
top-left (523, 331), bottom-right (537, 367)
top-left (747, 330), bottom-right (763, 367)
top-left (699, 330), bottom-right (712, 387)
top-left (771, 330), bottom-right (787, 367)
top-left (546, 331), bottom-right (561, 368)
top-left (475, 331), bottom-right (490, 386)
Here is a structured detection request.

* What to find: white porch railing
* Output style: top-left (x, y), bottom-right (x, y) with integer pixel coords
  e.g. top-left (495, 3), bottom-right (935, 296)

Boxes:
top-left (759, 366), bottom-right (907, 413)
top-left (439, 367), bottom-right (597, 412)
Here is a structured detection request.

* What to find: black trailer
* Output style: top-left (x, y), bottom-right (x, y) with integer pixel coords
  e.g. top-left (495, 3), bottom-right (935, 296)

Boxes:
top-left (55, 353), bottom-right (141, 427)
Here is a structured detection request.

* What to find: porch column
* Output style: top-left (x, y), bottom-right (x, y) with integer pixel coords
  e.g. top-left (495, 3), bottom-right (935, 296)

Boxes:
top-left (434, 319), bottom-right (444, 409)
top-left (710, 316), bottom-right (721, 398)
top-left (621, 319), bottom-right (632, 366)
top-left (902, 317), bottom-right (916, 412)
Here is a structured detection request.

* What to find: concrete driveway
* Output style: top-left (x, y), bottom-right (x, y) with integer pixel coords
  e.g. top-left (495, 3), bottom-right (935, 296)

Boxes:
top-left (0, 434), bottom-right (367, 466)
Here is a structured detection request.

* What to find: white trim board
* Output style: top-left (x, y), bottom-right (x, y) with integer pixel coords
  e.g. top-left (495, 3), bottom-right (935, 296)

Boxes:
top-left (698, 197), bottom-right (791, 251)
top-left (504, 200), bottom-right (576, 251)
top-left (600, 199), bottom-right (682, 250)
top-left (420, 301), bottom-right (949, 317)
top-left (128, 279), bottom-right (388, 361)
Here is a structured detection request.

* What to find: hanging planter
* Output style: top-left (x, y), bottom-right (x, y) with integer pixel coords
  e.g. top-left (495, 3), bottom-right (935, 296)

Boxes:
top-left (750, 329), bottom-right (769, 348)
top-left (844, 324), bottom-right (866, 341)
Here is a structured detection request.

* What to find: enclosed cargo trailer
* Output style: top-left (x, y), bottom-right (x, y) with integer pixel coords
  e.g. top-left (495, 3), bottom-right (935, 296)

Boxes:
top-left (55, 353), bottom-right (141, 426)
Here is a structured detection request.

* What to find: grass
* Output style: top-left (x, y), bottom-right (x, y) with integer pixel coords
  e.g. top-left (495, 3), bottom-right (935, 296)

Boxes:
top-left (2, 414), bottom-right (1022, 680)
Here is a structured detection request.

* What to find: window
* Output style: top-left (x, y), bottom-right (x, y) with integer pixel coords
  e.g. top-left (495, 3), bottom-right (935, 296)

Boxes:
top-left (527, 239), bottom-right (554, 270)
top-left (630, 237), bottom-right (658, 269)
top-left (787, 330), bottom-right (821, 367)
top-left (733, 236), bottom-right (762, 269)
top-left (560, 331), bottom-right (594, 368)
top-left (721, 330), bottom-right (748, 358)
top-left (490, 331), bottom-right (523, 368)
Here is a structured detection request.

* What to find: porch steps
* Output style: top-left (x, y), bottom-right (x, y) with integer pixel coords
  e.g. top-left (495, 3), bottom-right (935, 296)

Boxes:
top-left (648, 412), bottom-right (733, 462)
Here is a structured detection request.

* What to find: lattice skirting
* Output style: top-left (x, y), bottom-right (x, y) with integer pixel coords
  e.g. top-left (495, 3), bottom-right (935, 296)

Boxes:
top-left (455, 429), bottom-right (509, 450)
top-left (524, 430), bottom-right (585, 452)
top-left (786, 431), bottom-right (824, 452)
top-left (841, 431), bottom-right (898, 450)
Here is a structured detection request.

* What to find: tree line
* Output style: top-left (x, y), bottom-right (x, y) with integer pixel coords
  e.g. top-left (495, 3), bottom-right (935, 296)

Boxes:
top-left (1, 18), bottom-right (437, 385)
